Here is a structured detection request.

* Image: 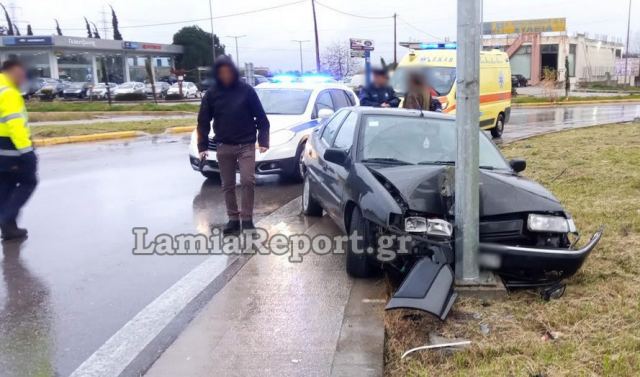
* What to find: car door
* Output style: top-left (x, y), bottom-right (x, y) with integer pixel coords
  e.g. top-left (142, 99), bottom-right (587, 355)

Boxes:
top-left (307, 109), bottom-right (349, 206)
top-left (322, 111), bottom-right (359, 220)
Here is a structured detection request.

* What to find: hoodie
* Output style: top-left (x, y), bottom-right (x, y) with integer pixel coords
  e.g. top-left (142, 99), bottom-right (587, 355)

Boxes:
top-left (197, 56), bottom-right (269, 152)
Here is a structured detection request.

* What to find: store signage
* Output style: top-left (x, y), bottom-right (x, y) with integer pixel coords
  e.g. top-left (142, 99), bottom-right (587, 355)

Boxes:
top-left (123, 41), bottom-right (140, 50)
top-left (350, 38), bottom-right (374, 51)
top-left (67, 38), bottom-right (96, 47)
top-left (3, 36), bottom-right (53, 46)
top-left (141, 43), bottom-right (162, 50)
top-left (483, 18), bottom-right (566, 35)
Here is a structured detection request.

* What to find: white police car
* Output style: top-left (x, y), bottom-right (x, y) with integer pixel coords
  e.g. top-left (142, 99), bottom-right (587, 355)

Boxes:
top-left (189, 77), bottom-right (359, 181)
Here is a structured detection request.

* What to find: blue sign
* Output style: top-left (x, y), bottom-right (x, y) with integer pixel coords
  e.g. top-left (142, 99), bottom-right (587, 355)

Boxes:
top-left (3, 36), bottom-right (53, 46)
top-left (122, 41), bottom-right (139, 50)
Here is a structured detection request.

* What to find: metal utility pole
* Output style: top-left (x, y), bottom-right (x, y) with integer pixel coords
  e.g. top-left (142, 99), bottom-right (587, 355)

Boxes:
top-left (624, 0), bottom-right (632, 85)
top-left (311, 0), bottom-right (321, 72)
top-left (393, 13), bottom-right (397, 65)
top-left (208, 0), bottom-right (216, 63)
top-left (226, 35), bottom-right (247, 68)
top-left (292, 39), bottom-right (310, 73)
top-left (454, 0), bottom-right (482, 282)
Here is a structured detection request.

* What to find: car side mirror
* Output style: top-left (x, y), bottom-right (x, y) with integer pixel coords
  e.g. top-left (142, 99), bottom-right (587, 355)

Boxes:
top-left (509, 159), bottom-right (526, 173)
top-left (318, 108), bottom-right (334, 120)
top-left (324, 148), bottom-right (348, 166)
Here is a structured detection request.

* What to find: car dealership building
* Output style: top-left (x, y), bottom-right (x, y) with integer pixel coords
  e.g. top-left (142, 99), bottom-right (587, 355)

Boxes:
top-left (0, 35), bottom-right (183, 84)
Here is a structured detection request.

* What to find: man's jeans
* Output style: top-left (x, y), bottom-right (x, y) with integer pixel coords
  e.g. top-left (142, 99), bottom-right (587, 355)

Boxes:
top-left (216, 143), bottom-right (256, 221)
top-left (0, 153), bottom-right (38, 225)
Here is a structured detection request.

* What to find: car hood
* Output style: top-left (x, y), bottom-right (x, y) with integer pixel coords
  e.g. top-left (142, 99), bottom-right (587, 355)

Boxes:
top-left (368, 164), bottom-right (564, 216)
top-left (266, 114), bottom-right (312, 132)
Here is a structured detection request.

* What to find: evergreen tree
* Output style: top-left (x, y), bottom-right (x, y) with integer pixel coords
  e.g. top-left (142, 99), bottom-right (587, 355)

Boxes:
top-left (0, 4), bottom-right (14, 36)
top-left (26, 24), bottom-right (33, 35)
top-left (84, 17), bottom-right (92, 38)
top-left (110, 6), bottom-right (122, 40)
top-left (55, 19), bottom-right (62, 36)
top-left (91, 22), bottom-right (100, 39)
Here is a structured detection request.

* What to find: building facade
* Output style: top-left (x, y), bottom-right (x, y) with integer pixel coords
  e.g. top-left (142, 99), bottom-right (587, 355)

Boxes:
top-left (0, 35), bottom-right (183, 84)
top-left (483, 33), bottom-right (624, 86)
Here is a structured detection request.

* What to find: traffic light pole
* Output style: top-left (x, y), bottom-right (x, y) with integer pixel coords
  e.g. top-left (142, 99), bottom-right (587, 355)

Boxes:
top-left (455, 0), bottom-right (482, 282)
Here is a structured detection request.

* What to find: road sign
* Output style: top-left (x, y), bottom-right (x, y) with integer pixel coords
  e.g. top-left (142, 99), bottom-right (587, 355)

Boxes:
top-left (350, 38), bottom-right (374, 51)
top-left (350, 50), bottom-right (366, 58)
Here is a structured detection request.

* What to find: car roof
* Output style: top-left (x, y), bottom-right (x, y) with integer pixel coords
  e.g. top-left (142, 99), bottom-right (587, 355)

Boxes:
top-left (346, 106), bottom-right (456, 121)
top-left (256, 82), bottom-right (353, 91)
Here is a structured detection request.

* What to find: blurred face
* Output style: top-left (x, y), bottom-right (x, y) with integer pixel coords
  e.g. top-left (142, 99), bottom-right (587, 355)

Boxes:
top-left (217, 65), bottom-right (235, 86)
top-left (373, 73), bottom-right (388, 87)
top-left (5, 65), bottom-right (27, 87)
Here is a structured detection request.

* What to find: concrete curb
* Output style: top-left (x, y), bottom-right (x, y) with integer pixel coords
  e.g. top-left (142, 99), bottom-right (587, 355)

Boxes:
top-left (33, 131), bottom-right (144, 146)
top-left (513, 99), bottom-right (640, 108)
top-left (165, 126), bottom-right (195, 134)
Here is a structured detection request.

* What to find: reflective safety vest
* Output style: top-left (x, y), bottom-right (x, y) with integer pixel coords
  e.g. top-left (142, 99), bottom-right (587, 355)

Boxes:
top-left (0, 73), bottom-right (32, 159)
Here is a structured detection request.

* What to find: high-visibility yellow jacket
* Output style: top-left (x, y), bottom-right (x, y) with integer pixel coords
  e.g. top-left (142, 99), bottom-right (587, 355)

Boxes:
top-left (0, 73), bottom-right (32, 158)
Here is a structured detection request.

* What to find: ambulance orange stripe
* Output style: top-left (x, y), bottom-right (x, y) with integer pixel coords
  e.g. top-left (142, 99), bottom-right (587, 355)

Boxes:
top-left (441, 91), bottom-right (511, 113)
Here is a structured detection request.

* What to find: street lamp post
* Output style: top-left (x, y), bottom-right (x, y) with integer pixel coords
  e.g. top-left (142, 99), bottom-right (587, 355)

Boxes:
top-left (208, 0), bottom-right (216, 63)
top-left (226, 35), bottom-right (247, 68)
top-left (292, 39), bottom-right (310, 74)
top-left (455, 0), bottom-right (482, 282)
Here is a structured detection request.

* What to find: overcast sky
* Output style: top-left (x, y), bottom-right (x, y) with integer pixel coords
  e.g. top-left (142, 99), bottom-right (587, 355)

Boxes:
top-left (9, 0), bottom-right (639, 71)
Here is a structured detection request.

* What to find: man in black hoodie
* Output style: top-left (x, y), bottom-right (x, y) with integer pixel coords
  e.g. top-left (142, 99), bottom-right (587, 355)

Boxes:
top-left (197, 57), bottom-right (270, 234)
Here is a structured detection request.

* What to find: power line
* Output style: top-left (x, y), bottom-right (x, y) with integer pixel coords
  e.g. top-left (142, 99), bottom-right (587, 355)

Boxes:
top-left (32, 0), bottom-right (306, 32)
top-left (397, 16), bottom-right (442, 41)
top-left (314, 1), bottom-right (393, 19)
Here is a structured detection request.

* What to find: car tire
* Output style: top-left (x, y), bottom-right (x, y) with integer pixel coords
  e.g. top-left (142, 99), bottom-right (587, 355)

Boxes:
top-left (302, 173), bottom-right (323, 217)
top-left (346, 208), bottom-right (379, 278)
top-left (201, 171), bottom-right (220, 181)
top-left (287, 141), bottom-right (307, 182)
top-left (491, 113), bottom-right (505, 139)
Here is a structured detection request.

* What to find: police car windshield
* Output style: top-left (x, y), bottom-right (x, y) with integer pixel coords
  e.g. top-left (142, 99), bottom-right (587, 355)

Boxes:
top-left (360, 115), bottom-right (510, 170)
top-left (391, 67), bottom-right (456, 96)
top-left (256, 88), bottom-right (312, 115)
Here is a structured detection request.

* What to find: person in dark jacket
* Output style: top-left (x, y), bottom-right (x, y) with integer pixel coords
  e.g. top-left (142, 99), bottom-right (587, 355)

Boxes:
top-left (197, 56), bottom-right (270, 234)
top-left (359, 68), bottom-right (400, 108)
top-left (401, 72), bottom-right (442, 112)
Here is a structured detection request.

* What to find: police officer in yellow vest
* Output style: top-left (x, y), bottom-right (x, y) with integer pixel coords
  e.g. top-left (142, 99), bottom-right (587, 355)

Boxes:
top-left (0, 60), bottom-right (37, 240)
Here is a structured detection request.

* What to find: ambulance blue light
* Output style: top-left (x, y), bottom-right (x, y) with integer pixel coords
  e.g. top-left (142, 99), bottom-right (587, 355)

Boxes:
top-left (419, 42), bottom-right (457, 50)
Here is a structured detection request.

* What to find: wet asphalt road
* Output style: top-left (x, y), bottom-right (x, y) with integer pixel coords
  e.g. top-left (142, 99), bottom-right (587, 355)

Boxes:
top-left (0, 102), bottom-right (638, 376)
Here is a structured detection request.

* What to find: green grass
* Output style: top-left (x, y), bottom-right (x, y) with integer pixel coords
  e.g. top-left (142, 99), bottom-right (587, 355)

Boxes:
top-left (385, 122), bottom-right (640, 377)
top-left (31, 119), bottom-right (193, 138)
top-left (28, 111), bottom-right (196, 123)
top-left (513, 94), bottom-right (640, 104)
top-left (26, 101), bottom-right (200, 113)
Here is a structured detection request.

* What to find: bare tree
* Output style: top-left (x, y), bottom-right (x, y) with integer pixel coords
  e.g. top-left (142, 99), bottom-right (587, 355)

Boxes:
top-left (321, 41), bottom-right (359, 80)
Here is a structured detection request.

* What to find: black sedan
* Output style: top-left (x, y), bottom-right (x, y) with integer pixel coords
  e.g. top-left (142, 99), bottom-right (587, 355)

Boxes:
top-left (302, 107), bottom-right (602, 319)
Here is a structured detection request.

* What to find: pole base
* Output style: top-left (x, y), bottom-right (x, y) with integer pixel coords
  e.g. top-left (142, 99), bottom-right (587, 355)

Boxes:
top-left (455, 271), bottom-right (507, 300)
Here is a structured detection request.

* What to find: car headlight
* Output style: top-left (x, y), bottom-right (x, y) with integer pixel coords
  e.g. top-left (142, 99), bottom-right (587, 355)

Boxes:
top-left (270, 130), bottom-right (295, 147)
top-left (527, 214), bottom-right (570, 233)
top-left (405, 217), bottom-right (453, 237)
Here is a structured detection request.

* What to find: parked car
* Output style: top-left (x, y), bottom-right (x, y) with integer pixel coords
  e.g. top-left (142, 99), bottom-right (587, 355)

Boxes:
top-left (113, 82), bottom-right (146, 95)
top-left (512, 74), bottom-right (528, 87)
top-left (145, 82), bottom-right (171, 98)
top-left (63, 82), bottom-right (92, 99)
top-left (35, 78), bottom-right (66, 99)
top-left (89, 83), bottom-right (118, 99)
top-left (302, 107), bottom-right (602, 319)
top-left (166, 81), bottom-right (200, 98)
top-left (197, 78), bottom-right (215, 92)
top-left (240, 74), bottom-right (270, 86)
top-left (190, 81), bottom-right (359, 181)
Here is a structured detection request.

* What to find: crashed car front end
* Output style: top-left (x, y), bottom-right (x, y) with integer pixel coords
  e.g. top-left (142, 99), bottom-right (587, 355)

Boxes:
top-left (361, 165), bottom-right (602, 319)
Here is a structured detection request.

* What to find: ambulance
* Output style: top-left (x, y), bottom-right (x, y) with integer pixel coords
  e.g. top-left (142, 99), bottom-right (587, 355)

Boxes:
top-left (392, 43), bottom-right (511, 138)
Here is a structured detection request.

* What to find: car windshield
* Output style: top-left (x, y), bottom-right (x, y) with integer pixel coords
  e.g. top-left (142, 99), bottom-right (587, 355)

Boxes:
top-left (360, 114), bottom-right (510, 170)
top-left (119, 83), bottom-right (136, 89)
top-left (255, 88), bottom-right (312, 115)
top-left (391, 66), bottom-right (456, 96)
top-left (68, 82), bottom-right (85, 89)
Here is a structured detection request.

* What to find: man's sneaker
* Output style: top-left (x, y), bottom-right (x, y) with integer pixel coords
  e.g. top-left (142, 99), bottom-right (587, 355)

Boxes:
top-left (1, 222), bottom-right (28, 241)
top-left (241, 220), bottom-right (255, 231)
top-left (222, 220), bottom-right (241, 235)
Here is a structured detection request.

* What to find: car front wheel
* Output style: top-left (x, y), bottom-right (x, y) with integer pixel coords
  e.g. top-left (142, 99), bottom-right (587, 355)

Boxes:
top-left (491, 113), bottom-right (505, 139)
top-left (201, 171), bottom-right (220, 181)
top-left (346, 208), bottom-right (380, 278)
top-left (302, 174), bottom-right (323, 217)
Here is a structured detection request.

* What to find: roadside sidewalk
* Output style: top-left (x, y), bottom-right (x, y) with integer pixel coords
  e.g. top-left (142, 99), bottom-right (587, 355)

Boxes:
top-left (144, 203), bottom-right (385, 377)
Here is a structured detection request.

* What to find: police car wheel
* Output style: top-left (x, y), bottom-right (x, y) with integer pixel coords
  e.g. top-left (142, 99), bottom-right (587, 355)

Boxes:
top-left (302, 174), bottom-right (323, 217)
top-left (491, 113), bottom-right (505, 139)
top-left (287, 141), bottom-right (307, 182)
